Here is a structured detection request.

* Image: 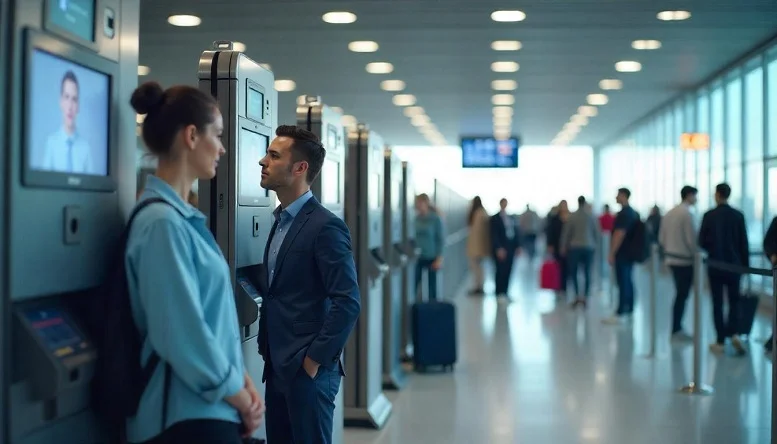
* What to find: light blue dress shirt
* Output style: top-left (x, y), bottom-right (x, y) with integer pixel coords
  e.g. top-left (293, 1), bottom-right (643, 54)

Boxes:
top-left (125, 175), bottom-right (244, 443)
top-left (267, 190), bottom-right (313, 286)
top-left (41, 127), bottom-right (96, 174)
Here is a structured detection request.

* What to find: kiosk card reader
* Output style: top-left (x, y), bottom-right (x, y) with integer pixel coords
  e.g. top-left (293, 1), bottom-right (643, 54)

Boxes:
top-left (4, 1), bottom-right (141, 443)
top-left (197, 40), bottom-right (277, 441)
top-left (296, 94), bottom-right (347, 443)
top-left (381, 149), bottom-right (408, 390)
top-left (343, 124), bottom-right (392, 429)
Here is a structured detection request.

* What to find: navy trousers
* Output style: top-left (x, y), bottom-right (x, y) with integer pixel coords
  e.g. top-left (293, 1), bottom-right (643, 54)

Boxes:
top-left (265, 365), bottom-right (341, 444)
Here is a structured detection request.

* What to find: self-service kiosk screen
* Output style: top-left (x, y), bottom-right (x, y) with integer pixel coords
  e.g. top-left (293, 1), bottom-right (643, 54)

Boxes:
top-left (23, 308), bottom-right (88, 359)
top-left (27, 48), bottom-right (110, 176)
top-left (246, 86), bottom-right (264, 122)
top-left (49, 0), bottom-right (96, 42)
top-left (239, 127), bottom-right (269, 205)
top-left (321, 158), bottom-right (340, 204)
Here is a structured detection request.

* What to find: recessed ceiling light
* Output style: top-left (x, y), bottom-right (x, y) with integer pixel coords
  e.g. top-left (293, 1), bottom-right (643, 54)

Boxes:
top-left (232, 42), bottom-right (247, 52)
top-left (274, 79), bottom-right (296, 92)
top-left (493, 123), bottom-right (511, 131)
top-left (494, 130), bottom-right (511, 140)
top-left (341, 115), bottom-right (358, 127)
top-left (330, 106), bottom-right (344, 115)
top-left (138, 65), bottom-right (150, 76)
top-left (366, 62), bottom-right (394, 74)
top-left (632, 39), bottom-right (661, 50)
top-left (411, 114), bottom-right (431, 126)
top-left (492, 94), bottom-right (515, 106)
top-left (491, 61), bottom-right (519, 73)
top-left (571, 114), bottom-right (589, 126)
top-left (322, 11), bottom-right (357, 24)
top-left (493, 106), bottom-right (514, 117)
top-left (348, 41), bottom-right (379, 52)
top-left (420, 123), bottom-right (438, 133)
top-left (491, 10), bottom-right (526, 22)
top-left (578, 105), bottom-right (598, 117)
top-left (493, 116), bottom-right (512, 125)
top-left (491, 79), bottom-right (518, 91)
top-left (380, 80), bottom-right (406, 91)
top-left (587, 94), bottom-right (608, 106)
top-left (259, 63), bottom-right (272, 71)
top-left (404, 106), bottom-right (425, 117)
top-left (599, 79), bottom-right (623, 90)
top-left (657, 10), bottom-right (691, 21)
top-left (167, 15), bottom-right (202, 27)
top-left (491, 40), bottom-right (522, 51)
top-left (392, 94), bottom-right (416, 106)
top-left (615, 61), bottom-right (642, 72)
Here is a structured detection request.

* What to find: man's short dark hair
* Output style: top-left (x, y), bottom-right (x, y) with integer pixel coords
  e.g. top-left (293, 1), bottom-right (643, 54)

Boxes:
top-left (617, 187), bottom-right (631, 199)
top-left (275, 125), bottom-right (326, 184)
top-left (61, 70), bottom-right (79, 95)
top-left (716, 183), bottom-right (731, 199)
top-left (680, 185), bottom-right (698, 200)
top-left (577, 196), bottom-right (586, 206)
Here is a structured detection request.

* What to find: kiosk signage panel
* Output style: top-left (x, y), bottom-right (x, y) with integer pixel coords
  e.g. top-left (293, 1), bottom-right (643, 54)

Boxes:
top-left (48, 0), bottom-right (96, 42)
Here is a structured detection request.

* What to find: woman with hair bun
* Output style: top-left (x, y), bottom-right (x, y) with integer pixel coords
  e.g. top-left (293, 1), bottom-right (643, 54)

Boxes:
top-left (125, 82), bottom-right (264, 443)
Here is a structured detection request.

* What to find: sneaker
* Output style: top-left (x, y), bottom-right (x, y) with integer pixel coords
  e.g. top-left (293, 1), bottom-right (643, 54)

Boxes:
top-left (709, 343), bottom-right (725, 354)
top-left (730, 336), bottom-right (747, 355)
top-left (671, 331), bottom-right (694, 343)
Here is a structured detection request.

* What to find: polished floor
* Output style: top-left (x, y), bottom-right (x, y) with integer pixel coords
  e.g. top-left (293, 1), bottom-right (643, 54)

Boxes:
top-left (344, 257), bottom-right (774, 444)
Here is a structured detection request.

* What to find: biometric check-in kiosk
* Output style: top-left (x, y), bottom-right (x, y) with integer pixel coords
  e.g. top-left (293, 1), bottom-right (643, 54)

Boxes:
top-left (296, 94), bottom-right (346, 443)
top-left (3, 1), bottom-right (140, 443)
top-left (343, 124), bottom-right (392, 429)
top-left (399, 161), bottom-right (421, 360)
top-left (197, 41), bottom-right (277, 441)
top-left (381, 149), bottom-right (408, 390)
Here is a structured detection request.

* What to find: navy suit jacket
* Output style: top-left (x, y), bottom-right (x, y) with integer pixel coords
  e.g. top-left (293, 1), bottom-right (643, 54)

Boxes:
top-left (257, 196), bottom-right (361, 385)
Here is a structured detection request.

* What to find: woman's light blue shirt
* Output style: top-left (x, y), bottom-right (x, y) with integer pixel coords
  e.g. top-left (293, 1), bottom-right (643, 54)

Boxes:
top-left (125, 175), bottom-right (243, 443)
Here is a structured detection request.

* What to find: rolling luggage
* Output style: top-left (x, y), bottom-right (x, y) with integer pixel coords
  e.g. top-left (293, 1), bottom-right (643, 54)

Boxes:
top-left (412, 301), bottom-right (457, 372)
top-left (539, 258), bottom-right (561, 290)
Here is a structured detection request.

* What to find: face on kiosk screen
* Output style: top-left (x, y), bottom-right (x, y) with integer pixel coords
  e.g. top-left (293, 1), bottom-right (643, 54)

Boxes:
top-left (239, 128), bottom-right (269, 204)
top-left (27, 48), bottom-right (110, 177)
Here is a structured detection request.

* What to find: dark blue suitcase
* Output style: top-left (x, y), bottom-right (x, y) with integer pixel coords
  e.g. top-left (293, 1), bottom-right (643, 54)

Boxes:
top-left (412, 301), bottom-right (457, 372)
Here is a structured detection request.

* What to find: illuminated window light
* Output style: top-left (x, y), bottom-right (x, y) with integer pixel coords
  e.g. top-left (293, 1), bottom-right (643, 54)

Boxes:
top-left (323, 11), bottom-right (357, 24)
top-left (167, 15), bottom-right (202, 27)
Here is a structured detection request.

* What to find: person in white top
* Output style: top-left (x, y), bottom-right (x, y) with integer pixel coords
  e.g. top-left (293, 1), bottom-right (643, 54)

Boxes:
top-left (41, 70), bottom-right (94, 174)
top-left (658, 185), bottom-right (698, 342)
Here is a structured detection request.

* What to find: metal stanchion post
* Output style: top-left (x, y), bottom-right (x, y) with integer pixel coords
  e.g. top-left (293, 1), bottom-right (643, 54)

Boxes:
top-left (679, 251), bottom-right (713, 395)
top-left (643, 244), bottom-right (659, 358)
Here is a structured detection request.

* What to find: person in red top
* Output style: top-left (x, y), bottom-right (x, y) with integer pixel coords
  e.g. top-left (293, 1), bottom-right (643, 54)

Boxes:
top-left (599, 204), bottom-right (615, 232)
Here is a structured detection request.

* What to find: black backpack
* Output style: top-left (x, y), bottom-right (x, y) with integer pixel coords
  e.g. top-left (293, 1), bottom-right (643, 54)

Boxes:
top-left (75, 197), bottom-right (180, 441)
top-left (624, 215), bottom-right (650, 263)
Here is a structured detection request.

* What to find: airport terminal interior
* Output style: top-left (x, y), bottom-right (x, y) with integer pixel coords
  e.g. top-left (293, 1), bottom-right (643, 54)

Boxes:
top-left (3, 1), bottom-right (777, 443)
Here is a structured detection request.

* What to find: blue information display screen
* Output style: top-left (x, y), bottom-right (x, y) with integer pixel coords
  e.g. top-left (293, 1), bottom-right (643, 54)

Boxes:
top-left (461, 136), bottom-right (519, 168)
top-left (246, 86), bottom-right (264, 122)
top-left (49, 0), bottom-right (96, 42)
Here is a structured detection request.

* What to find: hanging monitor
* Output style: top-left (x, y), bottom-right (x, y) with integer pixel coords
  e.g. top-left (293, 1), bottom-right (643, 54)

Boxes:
top-left (47, 0), bottom-right (97, 43)
top-left (23, 31), bottom-right (117, 191)
top-left (461, 135), bottom-right (520, 168)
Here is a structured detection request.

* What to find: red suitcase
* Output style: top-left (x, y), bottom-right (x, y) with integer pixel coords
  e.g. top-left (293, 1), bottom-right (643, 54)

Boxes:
top-left (540, 259), bottom-right (561, 290)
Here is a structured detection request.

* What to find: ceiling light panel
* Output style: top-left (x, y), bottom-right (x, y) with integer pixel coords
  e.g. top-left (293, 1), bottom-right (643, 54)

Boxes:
top-left (491, 10), bottom-right (526, 22)
top-left (587, 94), bottom-right (608, 105)
top-left (491, 61), bottom-right (519, 73)
top-left (491, 40), bottom-right (522, 51)
top-left (615, 61), bottom-right (642, 72)
top-left (348, 41), bottom-right (379, 52)
top-left (138, 65), bottom-right (150, 76)
top-left (631, 39), bottom-right (661, 50)
top-left (491, 94), bottom-right (515, 106)
top-left (657, 10), bottom-right (691, 21)
top-left (366, 62), bottom-right (394, 74)
top-left (571, 114), bottom-right (589, 126)
top-left (392, 94), bottom-right (416, 106)
top-left (599, 79), bottom-right (623, 90)
top-left (491, 79), bottom-right (518, 91)
top-left (493, 106), bottom-right (514, 117)
top-left (323, 11), bottom-right (357, 24)
top-left (411, 114), bottom-right (431, 126)
top-left (167, 15), bottom-right (201, 27)
top-left (578, 105), bottom-right (598, 117)
top-left (274, 79), bottom-right (296, 92)
top-left (403, 106), bottom-right (425, 117)
top-left (380, 80), bottom-right (406, 91)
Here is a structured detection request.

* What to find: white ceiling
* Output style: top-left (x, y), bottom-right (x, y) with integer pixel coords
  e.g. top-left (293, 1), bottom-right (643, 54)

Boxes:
top-left (138, 0), bottom-right (777, 147)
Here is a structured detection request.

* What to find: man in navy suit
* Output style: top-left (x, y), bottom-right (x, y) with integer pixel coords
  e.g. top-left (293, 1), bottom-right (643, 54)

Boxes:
top-left (257, 125), bottom-right (361, 444)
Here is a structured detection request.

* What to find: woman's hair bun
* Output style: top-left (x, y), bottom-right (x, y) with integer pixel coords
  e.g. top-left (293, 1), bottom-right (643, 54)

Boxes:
top-left (130, 81), bottom-right (165, 115)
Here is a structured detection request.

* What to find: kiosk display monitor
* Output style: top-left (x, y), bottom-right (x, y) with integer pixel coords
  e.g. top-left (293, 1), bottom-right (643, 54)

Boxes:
top-left (246, 85), bottom-right (264, 122)
top-left (238, 127), bottom-right (269, 206)
top-left (49, 0), bottom-right (97, 43)
top-left (23, 307), bottom-right (88, 359)
top-left (27, 48), bottom-right (110, 178)
top-left (461, 136), bottom-right (519, 168)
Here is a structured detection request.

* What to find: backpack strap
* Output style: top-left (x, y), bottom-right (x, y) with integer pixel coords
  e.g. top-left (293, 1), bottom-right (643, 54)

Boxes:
top-left (126, 196), bottom-right (185, 432)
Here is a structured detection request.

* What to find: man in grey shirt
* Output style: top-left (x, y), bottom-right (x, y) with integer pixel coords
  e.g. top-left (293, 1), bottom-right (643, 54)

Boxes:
top-left (560, 196), bottom-right (601, 308)
top-left (658, 185), bottom-right (698, 342)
